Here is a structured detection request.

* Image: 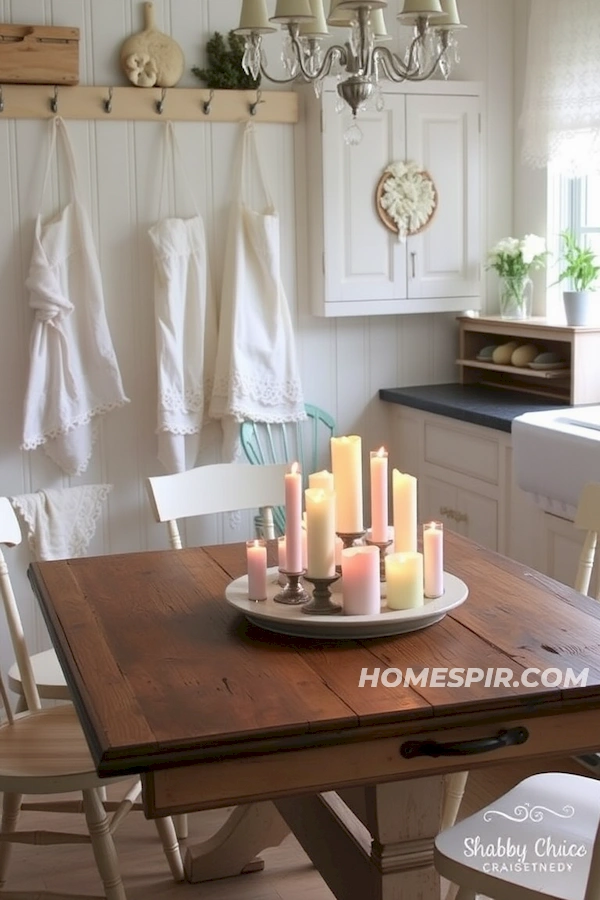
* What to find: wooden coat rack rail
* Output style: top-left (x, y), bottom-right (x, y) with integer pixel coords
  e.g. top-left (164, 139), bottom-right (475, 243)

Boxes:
top-left (0, 84), bottom-right (299, 123)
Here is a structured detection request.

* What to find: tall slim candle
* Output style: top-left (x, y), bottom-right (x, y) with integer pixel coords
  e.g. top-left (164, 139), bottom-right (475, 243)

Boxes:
top-left (308, 469), bottom-right (334, 493)
top-left (285, 462), bottom-right (303, 573)
top-left (305, 488), bottom-right (336, 577)
top-left (392, 469), bottom-right (417, 553)
top-left (246, 539), bottom-right (267, 601)
top-left (370, 447), bottom-right (389, 543)
top-left (331, 435), bottom-right (363, 534)
top-left (423, 521), bottom-right (444, 598)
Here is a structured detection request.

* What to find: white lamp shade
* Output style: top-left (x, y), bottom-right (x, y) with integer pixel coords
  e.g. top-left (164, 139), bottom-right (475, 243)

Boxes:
top-left (436, 0), bottom-right (463, 27)
top-left (397, 0), bottom-right (444, 21)
top-left (337, 1), bottom-right (387, 9)
top-left (327, 0), bottom-right (356, 26)
top-left (371, 8), bottom-right (392, 39)
top-left (271, 0), bottom-right (315, 23)
top-left (299, 0), bottom-right (329, 34)
top-left (236, 0), bottom-right (276, 33)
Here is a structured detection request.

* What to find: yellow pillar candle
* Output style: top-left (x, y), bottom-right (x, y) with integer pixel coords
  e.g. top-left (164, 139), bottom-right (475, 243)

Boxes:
top-left (305, 488), bottom-right (336, 578)
top-left (309, 469), bottom-right (334, 493)
top-left (385, 552), bottom-right (424, 609)
top-left (331, 435), bottom-right (363, 534)
top-left (392, 469), bottom-right (417, 553)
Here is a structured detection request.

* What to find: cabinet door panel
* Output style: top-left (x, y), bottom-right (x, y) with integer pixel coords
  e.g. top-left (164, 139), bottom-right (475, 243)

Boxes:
top-left (322, 91), bottom-right (406, 303)
top-left (542, 513), bottom-right (585, 590)
top-left (406, 94), bottom-right (480, 299)
top-left (457, 488), bottom-right (498, 551)
top-left (420, 476), bottom-right (459, 534)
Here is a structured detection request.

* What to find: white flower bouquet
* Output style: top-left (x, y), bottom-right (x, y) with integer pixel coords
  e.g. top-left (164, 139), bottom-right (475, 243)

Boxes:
top-left (487, 234), bottom-right (548, 279)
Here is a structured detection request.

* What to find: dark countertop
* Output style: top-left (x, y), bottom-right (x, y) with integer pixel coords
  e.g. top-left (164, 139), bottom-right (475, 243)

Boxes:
top-left (378, 384), bottom-right (566, 433)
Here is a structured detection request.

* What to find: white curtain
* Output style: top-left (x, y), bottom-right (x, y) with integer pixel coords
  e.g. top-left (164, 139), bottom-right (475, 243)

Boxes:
top-left (520, 0), bottom-right (600, 176)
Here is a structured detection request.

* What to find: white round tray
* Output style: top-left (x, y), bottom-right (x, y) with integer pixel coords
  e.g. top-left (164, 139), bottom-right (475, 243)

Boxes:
top-left (225, 568), bottom-right (468, 640)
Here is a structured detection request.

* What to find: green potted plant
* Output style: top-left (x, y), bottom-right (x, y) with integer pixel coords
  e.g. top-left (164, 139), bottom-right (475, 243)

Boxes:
top-left (555, 230), bottom-right (600, 326)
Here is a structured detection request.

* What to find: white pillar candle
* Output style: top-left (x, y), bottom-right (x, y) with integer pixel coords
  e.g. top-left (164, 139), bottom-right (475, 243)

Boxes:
top-left (285, 462), bottom-right (303, 573)
top-left (246, 539), bottom-right (267, 601)
top-left (370, 447), bottom-right (389, 544)
top-left (392, 469), bottom-right (417, 553)
top-left (335, 536), bottom-right (344, 568)
top-left (331, 435), bottom-right (363, 534)
top-left (423, 521), bottom-right (444, 598)
top-left (385, 552), bottom-right (424, 610)
top-left (341, 545), bottom-right (380, 616)
top-left (309, 469), bottom-right (334, 493)
top-left (305, 488), bottom-right (336, 578)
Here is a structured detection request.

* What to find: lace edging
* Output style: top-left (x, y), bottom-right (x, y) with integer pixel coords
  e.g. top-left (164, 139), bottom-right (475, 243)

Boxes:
top-left (22, 397), bottom-right (130, 451)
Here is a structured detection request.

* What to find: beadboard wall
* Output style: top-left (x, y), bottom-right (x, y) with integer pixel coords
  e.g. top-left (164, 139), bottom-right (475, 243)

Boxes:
top-left (0, 0), bottom-right (515, 663)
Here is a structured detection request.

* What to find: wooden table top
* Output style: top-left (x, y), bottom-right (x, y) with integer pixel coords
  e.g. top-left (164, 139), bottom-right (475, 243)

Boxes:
top-left (28, 534), bottom-right (600, 778)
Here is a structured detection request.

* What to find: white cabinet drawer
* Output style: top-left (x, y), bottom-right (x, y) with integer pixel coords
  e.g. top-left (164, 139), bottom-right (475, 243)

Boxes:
top-left (424, 422), bottom-right (499, 485)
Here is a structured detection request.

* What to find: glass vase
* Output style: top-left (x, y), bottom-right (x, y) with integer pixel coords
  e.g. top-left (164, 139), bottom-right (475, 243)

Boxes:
top-left (498, 275), bottom-right (533, 320)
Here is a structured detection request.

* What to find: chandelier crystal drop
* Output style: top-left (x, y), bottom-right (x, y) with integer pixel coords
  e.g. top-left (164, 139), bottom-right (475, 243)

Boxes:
top-left (235, 0), bottom-right (465, 118)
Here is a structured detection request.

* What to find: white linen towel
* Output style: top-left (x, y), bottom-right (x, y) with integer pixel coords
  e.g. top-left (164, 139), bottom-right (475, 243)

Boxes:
top-left (209, 124), bottom-right (305, 460)
top-left (21, 117), bottom-right (129, 476)
top-left (10, 484), bottom-right (112, 560)
top-left (149, 122), bottom-right (218, 473)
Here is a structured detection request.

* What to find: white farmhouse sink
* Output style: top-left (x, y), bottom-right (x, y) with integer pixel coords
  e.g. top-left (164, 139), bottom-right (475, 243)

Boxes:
top-left (512, 405), bottom-right (600, 518)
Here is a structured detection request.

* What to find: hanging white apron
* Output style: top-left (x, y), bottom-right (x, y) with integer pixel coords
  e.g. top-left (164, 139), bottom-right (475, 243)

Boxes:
top-left (149, 121), bottom-right (218, 473)
top-left (22, 117), bottom-right (129, 476)
top-left (209, 123), bottom-right (305, 460)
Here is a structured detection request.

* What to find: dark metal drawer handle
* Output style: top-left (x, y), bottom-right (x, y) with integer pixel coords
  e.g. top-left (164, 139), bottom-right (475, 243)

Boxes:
top-left (400, 726), bottom-right (529, 759)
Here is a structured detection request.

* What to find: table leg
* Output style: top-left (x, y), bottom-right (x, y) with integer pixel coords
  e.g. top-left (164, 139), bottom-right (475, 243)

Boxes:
top-left (276, 775), bottom-right (444, 900)
top-left (183, 801), bottom-right (290, 883)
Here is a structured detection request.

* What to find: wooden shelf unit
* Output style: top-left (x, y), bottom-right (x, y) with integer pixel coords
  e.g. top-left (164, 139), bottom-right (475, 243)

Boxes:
top-left (457, 316), bottom-right (600, 405)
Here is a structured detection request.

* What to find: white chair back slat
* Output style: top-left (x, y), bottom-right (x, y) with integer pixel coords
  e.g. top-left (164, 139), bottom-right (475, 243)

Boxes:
top-left (0, 497), bottom-right (42, 713)
top-left (574, 483), bottom-right (600, 598)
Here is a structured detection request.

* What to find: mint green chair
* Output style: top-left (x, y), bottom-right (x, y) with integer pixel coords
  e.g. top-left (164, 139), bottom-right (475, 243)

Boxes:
top-left (240, 404), bottom-right (336, 536)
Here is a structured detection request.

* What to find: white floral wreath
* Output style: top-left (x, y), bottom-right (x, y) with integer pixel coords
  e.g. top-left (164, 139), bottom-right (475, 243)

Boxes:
top-left (376, 161), bottom-right (437, 242)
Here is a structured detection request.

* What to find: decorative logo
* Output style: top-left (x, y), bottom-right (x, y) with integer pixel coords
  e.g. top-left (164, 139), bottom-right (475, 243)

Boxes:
top-left (483, 802), bottom-right (575, 824)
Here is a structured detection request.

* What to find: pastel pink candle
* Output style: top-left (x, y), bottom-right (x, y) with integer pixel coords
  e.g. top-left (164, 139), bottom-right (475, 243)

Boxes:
top-left (341, 545), bottom-right (380, 616)
top-left (423, 521), bottom-right (444, 598)
top-left (285, 462), bottom-right (303, 573)
top-left (370, 447), bottom-right (389, 543)
top-left (246, 539), bottom-right (267, 601)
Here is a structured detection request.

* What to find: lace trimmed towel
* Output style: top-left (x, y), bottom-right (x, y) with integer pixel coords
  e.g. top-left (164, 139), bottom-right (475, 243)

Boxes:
top-left (209, 124), bottom-right (305, 460)
top-left (149, 122), bottom-right (218, 473)
top-left (21, 117), bottom-right (129, 476)
top-left (10, 484), bottom-right (112, 561)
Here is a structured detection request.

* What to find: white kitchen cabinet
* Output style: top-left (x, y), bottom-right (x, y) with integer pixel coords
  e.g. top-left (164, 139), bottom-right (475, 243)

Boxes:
top-left (304, 80), bottom-right (482, 317)
top-left (540, 512), bottom-right (587, 591)
top-left (420, 474), bottom-right (499, 550)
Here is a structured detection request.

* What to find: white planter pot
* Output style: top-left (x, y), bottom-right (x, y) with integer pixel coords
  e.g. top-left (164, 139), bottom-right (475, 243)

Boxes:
top-left (563, 291), bottom-right (598, 326)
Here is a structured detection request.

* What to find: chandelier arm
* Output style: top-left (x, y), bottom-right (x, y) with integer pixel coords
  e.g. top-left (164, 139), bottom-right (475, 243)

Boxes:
top-left (372, 44), bottom-right (448, 84)
top-left (286, 29), bottom-right (348, 82)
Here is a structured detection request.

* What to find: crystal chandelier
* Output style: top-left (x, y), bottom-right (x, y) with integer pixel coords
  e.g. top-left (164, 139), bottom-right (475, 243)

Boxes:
top-left (235, 0), bottom-right (465, 118)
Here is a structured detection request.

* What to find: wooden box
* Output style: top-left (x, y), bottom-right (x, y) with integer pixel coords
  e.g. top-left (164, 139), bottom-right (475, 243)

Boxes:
top-left (0, 24), bottom-right (79, 85)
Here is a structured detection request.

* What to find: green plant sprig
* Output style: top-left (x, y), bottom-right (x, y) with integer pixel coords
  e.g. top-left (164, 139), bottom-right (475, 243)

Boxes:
top-left (192, 31), bottom-right (261, 90)
top-left (555, 230), bottom-right (600, 292)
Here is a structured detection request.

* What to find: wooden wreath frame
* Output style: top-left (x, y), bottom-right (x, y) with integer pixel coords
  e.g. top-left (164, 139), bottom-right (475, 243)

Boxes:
top-left (375, 167), bottom-right (438, 237)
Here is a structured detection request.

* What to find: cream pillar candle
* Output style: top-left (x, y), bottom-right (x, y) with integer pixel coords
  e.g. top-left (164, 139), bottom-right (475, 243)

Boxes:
top-left (331, 435), bottom-right (363, 534)
top-left (335, 536), bottom-right (344, 568)
top-left (285, 462), bottom-right (303, 573)
top-left (341, 545), bottom-right (380, 615)
top-left (385, 551), bottom-right (424, 609)
top-left (246, 539), bottom-right (267, 600)
top-left (423, 521), bottom-right (444, 598)
top-left (392, 469), bottom-right (417, 553)
top-left (305, 488), bottom-right (336, 578)
top-left (370, 447), bottom-right (389, 543)
top-left (308, 469), bottom-right (334, 493)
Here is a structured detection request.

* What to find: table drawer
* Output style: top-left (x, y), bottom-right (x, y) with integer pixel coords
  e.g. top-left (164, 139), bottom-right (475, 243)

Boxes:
top-left (143, 706), bottom-right (599, 817)
top-left (424, 421), bottom-right (499, 485)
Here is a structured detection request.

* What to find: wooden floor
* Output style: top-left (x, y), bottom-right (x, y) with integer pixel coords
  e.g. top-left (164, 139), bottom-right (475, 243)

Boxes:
top-left (2, 756), bottom-right (590, 899)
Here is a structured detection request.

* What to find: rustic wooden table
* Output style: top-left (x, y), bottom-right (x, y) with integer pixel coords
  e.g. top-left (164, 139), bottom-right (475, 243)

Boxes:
top-left (29, 533), bottom-right (600, 900)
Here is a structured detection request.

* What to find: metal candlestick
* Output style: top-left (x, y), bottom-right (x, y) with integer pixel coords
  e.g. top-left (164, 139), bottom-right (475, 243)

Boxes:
top-left (365, 537), bottom-right (393, 582)
top-left (337, 530), bottom-right (366, 550)
top-left (302, 573), bottom-right (342, 615)
top-left (273, 570), bottom-right (310, 606)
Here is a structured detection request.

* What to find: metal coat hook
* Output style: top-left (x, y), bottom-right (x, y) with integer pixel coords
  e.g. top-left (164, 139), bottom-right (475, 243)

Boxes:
top-left (50, 85), bottom-right (59, 114)
top-left (0, 86), bottom-right (4, 114)
top-left (104, 86), bottom-right (113, 114)
top-left (249, 89), bottom-right (264, 117)
top-left (202, 89), bottom-right (215, 116)
top-left (156, 87), bottom-right (167, 115)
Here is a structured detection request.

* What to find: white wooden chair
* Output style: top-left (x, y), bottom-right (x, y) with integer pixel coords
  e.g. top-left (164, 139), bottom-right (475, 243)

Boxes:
top-left (147, 461), bottom-right (289, 548)
top-left (573, 481), bottom-right (600, 597)
top-left (435, 771), bottom-right (600, 900)
top-left (0, 496), bottom-right (184, 898)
